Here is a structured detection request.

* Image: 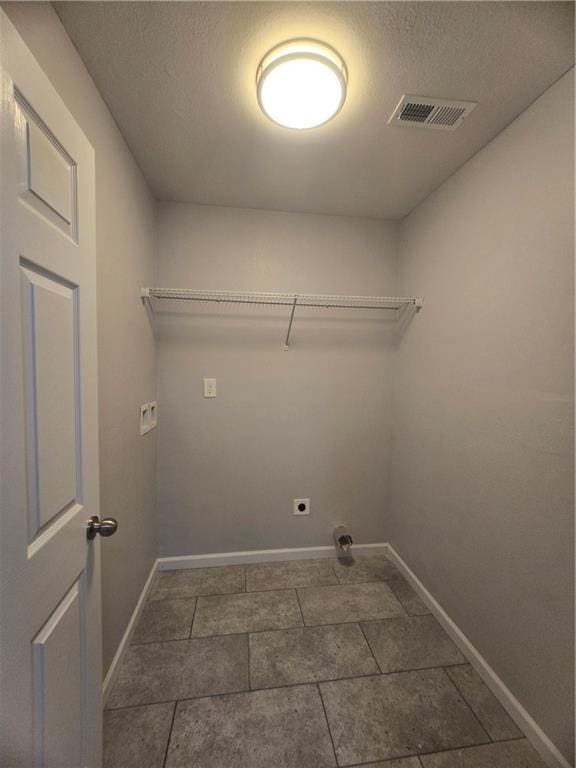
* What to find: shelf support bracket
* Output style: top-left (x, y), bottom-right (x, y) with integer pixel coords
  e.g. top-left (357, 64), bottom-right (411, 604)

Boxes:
top-left (139, 284), bottom-right (153, 314)
top-left (284, 296), bottom-right (298, 350)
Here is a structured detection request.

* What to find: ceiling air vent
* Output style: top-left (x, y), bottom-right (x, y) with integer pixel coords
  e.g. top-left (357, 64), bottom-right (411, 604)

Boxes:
top-left (389, 95), bottom-right (477, 131)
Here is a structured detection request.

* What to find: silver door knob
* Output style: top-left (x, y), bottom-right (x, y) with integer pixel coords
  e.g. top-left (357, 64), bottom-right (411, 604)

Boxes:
top-left (87, 515), bottom-right (118, 540)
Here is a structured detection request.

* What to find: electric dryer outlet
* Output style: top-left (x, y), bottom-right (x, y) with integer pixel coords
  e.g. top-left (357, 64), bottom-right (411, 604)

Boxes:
top-left (293, 498), bottom-right (310, 515)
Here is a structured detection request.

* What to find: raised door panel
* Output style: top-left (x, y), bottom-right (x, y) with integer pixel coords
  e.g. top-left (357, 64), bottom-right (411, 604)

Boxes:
top-left (32, 579), bottom-right (85, 767)
top-left (20, 263), bottom-right (80, 541)
top-left (15, 90), bottom-right (77, 240)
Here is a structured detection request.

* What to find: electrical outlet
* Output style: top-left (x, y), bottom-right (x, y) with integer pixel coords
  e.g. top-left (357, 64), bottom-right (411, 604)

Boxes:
top-left (293, 498), bottom-right (310, 516)
top-left (149, 401), bottom-right (157, 429)
top-left (140, 401), bottom-right (157, 435)
top-left (140, 403), bottom-right (151, 435)
top-left (204, 378), bottom-right (217, 398)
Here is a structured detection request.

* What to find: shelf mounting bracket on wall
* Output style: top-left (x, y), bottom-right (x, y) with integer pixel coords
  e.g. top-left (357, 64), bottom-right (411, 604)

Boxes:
top-left (284, 296), bottom-right (298, 350)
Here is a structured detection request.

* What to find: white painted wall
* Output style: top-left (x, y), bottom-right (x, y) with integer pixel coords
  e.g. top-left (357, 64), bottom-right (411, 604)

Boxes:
top-left (155, 204), bottom-right (398, 556)
top-left (391, 70), bottom-right (574, 764)
top-left (3, 3), bottom-right (158, 676)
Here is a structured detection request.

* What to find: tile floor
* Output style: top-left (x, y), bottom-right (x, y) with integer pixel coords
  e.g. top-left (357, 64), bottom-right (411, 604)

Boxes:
top-left (104, 555), bottom-right (546, 768)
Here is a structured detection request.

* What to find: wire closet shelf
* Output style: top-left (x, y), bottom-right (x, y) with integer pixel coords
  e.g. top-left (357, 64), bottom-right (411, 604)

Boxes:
top-left (140, 287), bottom-right (424, 348)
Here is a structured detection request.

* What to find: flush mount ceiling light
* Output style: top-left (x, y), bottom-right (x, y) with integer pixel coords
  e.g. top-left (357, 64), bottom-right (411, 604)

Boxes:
top-left (256, 39), bottom-right (347, 130)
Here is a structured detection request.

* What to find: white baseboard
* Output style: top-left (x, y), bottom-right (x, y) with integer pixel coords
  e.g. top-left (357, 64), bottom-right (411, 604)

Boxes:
top-left (104, 542), bottom-right (571, 768)
top-left (157, 542), bottom-right (388, 570)
top-left (102, 558), bottom-right (158, 704)
top-left (384, 543), bottom-right (572, 768)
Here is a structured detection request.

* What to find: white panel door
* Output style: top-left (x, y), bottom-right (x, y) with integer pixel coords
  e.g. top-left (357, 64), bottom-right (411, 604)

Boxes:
top-left (0, 11), bottom-right (103, 767)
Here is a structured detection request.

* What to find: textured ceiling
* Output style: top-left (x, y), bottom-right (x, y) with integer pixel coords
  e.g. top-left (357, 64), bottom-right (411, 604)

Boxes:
top-left (55, 1), bottom-right (574, 219)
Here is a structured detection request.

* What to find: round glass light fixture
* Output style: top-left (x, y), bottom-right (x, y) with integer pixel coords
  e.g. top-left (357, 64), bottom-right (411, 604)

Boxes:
top-left (256, 39), bottom-right (347, 130)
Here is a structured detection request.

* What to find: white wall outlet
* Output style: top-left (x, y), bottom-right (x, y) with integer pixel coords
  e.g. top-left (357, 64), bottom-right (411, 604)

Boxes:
top-left (203, 378), bottom-right (217, 398)
top-left (149, 401), bottom-right (157, 429)
top-left (294, 498), bottom-right (310, 516)
top-left (140, 401), bottom-right (157, 435)
top-left (140, 403), bottom-right (151, 435)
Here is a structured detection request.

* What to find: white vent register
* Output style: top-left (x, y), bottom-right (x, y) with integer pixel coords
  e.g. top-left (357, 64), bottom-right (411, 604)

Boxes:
top-left (389, 95), bottom-right (477, 131)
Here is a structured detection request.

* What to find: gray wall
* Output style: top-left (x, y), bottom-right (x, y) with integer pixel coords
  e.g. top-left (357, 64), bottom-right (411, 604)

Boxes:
top-left (4, 3), bottom-right (158, 676)
top-left (155, 204), bottom-right (397, 556)
top-left (390, 69), bottom-right (574, 763)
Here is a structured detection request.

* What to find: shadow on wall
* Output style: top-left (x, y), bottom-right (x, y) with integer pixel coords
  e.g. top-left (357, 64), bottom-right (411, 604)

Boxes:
top-left (148, 301), bottom-right (420, 350)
